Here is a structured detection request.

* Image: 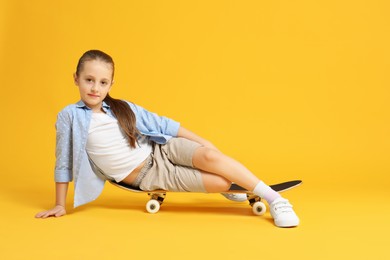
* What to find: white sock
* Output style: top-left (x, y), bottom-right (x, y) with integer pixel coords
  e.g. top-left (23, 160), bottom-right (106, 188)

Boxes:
top-left (253, 181), bottom-right (281, 204)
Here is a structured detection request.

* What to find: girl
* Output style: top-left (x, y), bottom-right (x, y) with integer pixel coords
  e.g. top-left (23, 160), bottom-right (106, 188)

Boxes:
top-left (35, 50), bottom-right (299, 227)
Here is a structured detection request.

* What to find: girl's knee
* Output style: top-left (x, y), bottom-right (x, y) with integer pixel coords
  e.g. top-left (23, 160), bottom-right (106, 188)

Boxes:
top-left (199, 147), bottom-right (222, 163)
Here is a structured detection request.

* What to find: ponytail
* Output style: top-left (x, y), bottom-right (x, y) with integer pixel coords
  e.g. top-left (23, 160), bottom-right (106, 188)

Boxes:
top-left (76, 50), bottom-right (139, 148)
top-left (104, 94), bottom-right (139, 148)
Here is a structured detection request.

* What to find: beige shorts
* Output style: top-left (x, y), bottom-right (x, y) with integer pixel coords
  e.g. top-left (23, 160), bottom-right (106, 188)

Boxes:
top-left (135, 137), bottom-right (207, 192)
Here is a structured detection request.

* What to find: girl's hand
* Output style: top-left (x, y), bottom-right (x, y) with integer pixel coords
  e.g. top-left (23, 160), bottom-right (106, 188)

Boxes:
top-left (35, 205), bottom-right (66, 219)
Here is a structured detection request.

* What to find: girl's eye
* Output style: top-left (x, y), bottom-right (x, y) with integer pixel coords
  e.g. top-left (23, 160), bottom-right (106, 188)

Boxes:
top-left (86, 78), bottom-right (93, 82)
top-left (101, 81), bottom-right (108, 85)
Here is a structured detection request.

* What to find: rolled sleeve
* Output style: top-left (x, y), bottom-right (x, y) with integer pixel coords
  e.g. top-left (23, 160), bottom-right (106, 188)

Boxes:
top-left (126, 101), bottom-right (180, 138)
top-left (158, 115), bottom-right (180, 137)
top-left (54, 110), bottom-right (73, 182)
top-left (55, 169), bottom-right (72, 182)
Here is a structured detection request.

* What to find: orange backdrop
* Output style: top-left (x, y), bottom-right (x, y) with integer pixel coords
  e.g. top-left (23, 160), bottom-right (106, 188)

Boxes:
top-left (1, 1), bottom-right (389, 259)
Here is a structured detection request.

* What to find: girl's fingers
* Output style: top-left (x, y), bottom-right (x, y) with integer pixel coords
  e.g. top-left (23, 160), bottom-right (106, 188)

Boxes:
top-left (35, 209), bottom-right (55, 218)
top-left (35, 211), bottom-right (49, 218)
top-left (36, 206), bottom-right (66, 219)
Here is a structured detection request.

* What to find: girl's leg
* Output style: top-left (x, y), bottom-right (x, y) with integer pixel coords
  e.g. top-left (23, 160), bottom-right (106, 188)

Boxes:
top-left (192, 146), bottom-right (262, 192)
top-left (193, 146), bottom-right (299, 227)
top-left (200, 171), bottom-right (248, 202)
top-left (193, 147), bottom-right (300, 227)
top-left (199, 171), bottom-right (232, 193)
top-left (193, 146), bottom-right (282, 204)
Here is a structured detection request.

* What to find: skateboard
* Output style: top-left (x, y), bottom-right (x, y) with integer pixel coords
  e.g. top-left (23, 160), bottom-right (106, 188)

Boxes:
top-left (109, 180), bottom-right (302, 215)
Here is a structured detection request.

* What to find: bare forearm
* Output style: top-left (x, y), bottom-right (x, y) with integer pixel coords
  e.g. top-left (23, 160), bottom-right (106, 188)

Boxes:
top-left (35, 182), bottom-right (68, 218)
top-left (177, 126), bottom-right (218, 150)
top-left (55, 182), bottom-right (69, 207)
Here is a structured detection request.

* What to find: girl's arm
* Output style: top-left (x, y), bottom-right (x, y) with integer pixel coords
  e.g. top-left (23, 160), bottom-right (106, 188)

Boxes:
top-left (177, 126), bottom-right (219, 151)
top-left (35, 182), bottom-right (68, 218)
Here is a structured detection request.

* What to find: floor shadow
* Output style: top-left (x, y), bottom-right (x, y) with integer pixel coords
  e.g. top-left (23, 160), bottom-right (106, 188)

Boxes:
top-left (2, 180), bottom-right (267, 219)
top-left (89, 194), bottom-right (258, 217)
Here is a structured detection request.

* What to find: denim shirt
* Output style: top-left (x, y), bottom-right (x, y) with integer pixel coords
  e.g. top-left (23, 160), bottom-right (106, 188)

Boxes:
top-left (55, 100), bottom-right (180, 207)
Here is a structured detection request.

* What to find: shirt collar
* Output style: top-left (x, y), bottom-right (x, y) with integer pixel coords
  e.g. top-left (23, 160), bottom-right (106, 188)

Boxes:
top-left (76, 100), bottom-right (110, 111)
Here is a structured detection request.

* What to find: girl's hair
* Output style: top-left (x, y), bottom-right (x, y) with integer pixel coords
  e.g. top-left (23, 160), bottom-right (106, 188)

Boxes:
top-left (76, 50), bottom-right (139, 148)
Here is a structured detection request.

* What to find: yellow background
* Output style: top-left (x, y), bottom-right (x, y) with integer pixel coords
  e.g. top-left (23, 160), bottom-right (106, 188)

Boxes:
top-left (1, 0), bottom-right (389, 259)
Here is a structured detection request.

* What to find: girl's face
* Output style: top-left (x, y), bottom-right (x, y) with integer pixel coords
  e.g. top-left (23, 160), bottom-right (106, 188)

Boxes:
top-left (74, 59), bottom-right (113, 112)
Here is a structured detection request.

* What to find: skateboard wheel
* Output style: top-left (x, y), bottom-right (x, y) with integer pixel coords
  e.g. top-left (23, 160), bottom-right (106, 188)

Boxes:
top-left (252, 201), bottom-right (266, 216)
top-left (146, 200), bottom-right (160, 214)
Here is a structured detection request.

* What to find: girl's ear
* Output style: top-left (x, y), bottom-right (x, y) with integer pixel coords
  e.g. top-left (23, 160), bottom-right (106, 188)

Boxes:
top-left (73, 73), bottom-right (79, 86)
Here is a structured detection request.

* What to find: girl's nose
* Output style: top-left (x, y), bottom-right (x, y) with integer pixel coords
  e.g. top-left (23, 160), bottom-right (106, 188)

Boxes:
top-left (91, 84), bottom-right (98, 92)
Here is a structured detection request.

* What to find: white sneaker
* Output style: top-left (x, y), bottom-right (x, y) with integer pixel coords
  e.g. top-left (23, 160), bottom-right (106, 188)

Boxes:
top-left (270, 198), bottom-right (299, 227)
top-left (220, 193), bottom-right (247, 202)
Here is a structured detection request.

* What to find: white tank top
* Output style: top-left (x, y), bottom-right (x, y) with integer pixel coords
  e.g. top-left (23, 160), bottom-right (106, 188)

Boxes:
top-left (86, 112), bottom-right (152, 182)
